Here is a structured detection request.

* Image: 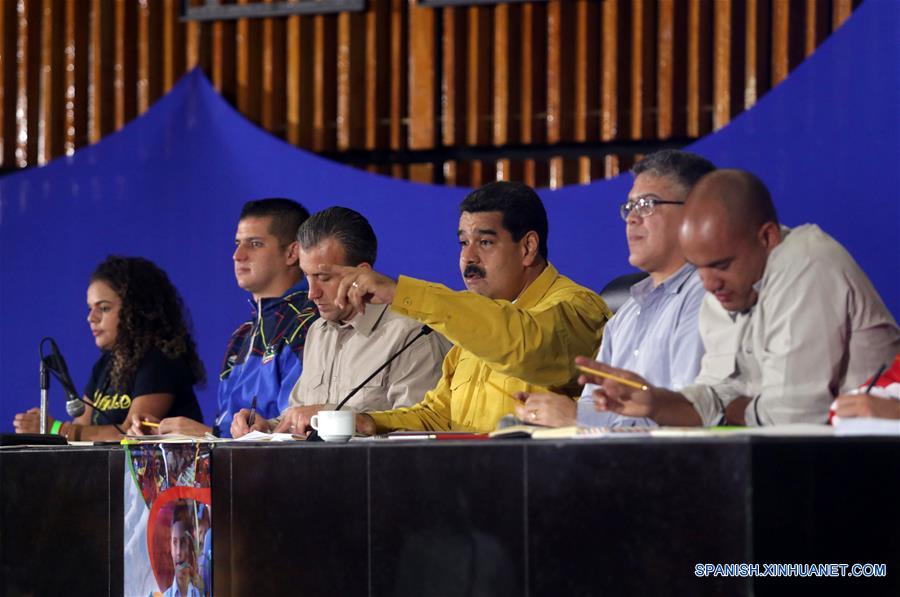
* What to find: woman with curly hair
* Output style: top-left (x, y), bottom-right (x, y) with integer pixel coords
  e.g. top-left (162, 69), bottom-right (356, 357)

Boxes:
top-left (12, 256), bottom-right (205, 441)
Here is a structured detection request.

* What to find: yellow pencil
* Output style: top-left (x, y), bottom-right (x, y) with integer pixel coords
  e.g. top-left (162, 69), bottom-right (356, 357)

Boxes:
top-left (140, 420), bottom-right (161, 428)
top-left (576, 365), bottom-right (649, 391)
top-left (485, 379), bottom-right (525, 402)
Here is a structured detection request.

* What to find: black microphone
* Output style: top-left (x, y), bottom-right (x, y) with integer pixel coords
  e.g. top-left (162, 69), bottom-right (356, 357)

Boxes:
top-left (39, 337), bottom-right (127, 434)
top-left (42, 339), bottom-right (85, 417)
top-left (306, 325), bottom-right (434, 442)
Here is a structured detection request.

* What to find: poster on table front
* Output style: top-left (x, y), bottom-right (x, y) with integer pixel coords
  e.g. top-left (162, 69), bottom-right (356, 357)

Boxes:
top-left (124, 444), bottom-right (212, 597)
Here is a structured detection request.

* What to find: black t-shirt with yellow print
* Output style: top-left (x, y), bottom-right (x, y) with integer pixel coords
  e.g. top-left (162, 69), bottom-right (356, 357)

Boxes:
top-left (83, 348), bottom-right (203, 426)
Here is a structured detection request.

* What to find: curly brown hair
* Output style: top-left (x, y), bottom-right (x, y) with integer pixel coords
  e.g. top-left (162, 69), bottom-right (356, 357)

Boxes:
top-left (91, 256), bottom-right (206, 390)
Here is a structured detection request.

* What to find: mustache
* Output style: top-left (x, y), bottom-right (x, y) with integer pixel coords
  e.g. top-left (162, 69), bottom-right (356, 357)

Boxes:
top-left (463, 264), bottom-right (486, 278)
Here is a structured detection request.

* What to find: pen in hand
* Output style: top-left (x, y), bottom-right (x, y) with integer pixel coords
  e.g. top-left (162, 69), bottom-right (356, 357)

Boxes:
top-left (866, 363), bottom-right (887, 394)
top-left (247, 395), bottom-right (258, 427)
top-left (863, 363), bottom-right (887, 395)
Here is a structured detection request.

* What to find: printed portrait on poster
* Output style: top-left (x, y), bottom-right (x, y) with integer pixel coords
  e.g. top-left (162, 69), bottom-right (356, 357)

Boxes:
top-left (124, 444), bottom-right (212, 597)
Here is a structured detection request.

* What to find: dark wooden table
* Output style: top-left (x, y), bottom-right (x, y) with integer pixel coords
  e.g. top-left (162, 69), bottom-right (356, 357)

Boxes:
top-left (1, 436), bottom-right (897, 597)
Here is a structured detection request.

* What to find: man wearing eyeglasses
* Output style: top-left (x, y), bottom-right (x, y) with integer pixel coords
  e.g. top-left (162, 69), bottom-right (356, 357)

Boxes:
top-left (515, 149), bottom-right (715, 428)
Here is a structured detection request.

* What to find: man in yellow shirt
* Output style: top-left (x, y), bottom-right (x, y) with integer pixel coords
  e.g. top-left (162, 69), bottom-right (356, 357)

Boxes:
top-left (317, 181), bottom-right (610, 433)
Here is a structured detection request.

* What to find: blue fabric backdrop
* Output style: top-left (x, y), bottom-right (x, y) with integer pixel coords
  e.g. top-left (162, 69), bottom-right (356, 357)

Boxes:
top-left (1, 0), bottom-right (897, 430)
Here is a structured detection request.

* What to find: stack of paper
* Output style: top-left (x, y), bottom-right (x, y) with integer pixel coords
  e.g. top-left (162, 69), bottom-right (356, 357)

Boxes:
top-left (833, 417), bottom-right (900, 436)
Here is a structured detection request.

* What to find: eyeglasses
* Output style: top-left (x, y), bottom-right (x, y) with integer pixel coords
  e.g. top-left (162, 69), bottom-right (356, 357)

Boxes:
top-left (619, 194), bottom-right (685, 221)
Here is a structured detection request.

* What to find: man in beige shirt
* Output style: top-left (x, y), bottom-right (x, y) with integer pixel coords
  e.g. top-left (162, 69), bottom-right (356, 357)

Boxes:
top-left (230, 207), bottom-right (450, 436)
top-left (579, 169), bottom-right (900, 427)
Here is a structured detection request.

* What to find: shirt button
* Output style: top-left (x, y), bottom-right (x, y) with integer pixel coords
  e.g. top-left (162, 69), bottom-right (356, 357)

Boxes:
top-left (636, 309), bottom-right (641, 315)
top-left (633, 349), bottom-right (640, 356)
top-left (403, 298), bottom-right (412, 306)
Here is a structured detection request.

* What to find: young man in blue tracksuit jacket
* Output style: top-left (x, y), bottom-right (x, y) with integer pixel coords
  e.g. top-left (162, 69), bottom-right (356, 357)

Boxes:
top-left (216, 278), bottom-right (316, 436)
top-left (131, 198), bottom-right (317, 438)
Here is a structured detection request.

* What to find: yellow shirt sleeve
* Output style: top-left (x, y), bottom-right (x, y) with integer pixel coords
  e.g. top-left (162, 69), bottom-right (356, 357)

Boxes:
top-left (368, 265), bottom-right (610, 433)
top-left (390, 274), bottom-right (609, 387)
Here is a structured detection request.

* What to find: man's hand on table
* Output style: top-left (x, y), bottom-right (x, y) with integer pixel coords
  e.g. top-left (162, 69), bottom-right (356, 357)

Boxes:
top-left (514, 392), bottom-right (577, 427)
top-left (272, 405), bottom-right (321, 436)
top-left (231, 409), bottom-right (271, 438)
top-left (575, 356), bottom-right (702, 426)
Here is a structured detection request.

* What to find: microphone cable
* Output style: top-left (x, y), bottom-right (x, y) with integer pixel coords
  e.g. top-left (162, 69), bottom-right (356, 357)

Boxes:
top-left (306, 325), bottom-right (434, 442)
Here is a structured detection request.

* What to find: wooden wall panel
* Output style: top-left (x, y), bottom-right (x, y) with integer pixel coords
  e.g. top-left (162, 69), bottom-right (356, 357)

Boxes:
top-left (712, 0), bottom-right (731, 130)
top-left (465, 5), bottom-right (491, 187)
top-left (113, 0), bottom-right (137, 130)
top-left (600, 0), bottom-right (624, 177)
top-left (546, 0), bottom-right (574, 188)
top-left (519, 1), bottom-right (547, 187)
top-left (686, 0), bottom-right (712, 139)
top-left (0, 1), bottom-right (15, 165)
top-left (492, 3), bottom-right (511, 182)
top-left (804, 0), bottom-right (829, 58)
top-left (0, 0), bottom-right (863, 180)
top-left (235, 6), bottom-right (261, 124)
top-left (833, 0), bottom-right (854, 29)
top-left (441, 6), bottom-right (464, 185)
top-left (209, 19), bottom-right (236, 103)
top-left (39, 0), bottom-right (65, 163)
top-left (137, 0), bottom-right (151, 112)
top-left (89, 0), bottom-right (115, 144)
top-left (311, 14), bottom-right (337, 152)
top-left (574, 0), bottom-right (600, 183)
top-left (17, 0), bottom-right (40, 166)
top-left (65, 0), bottom-right (89, 156)
top-left (286, 16), bottom-right (306, 146)
top-left (364, 1), bottom-right (390, 153)
top-left (656, 0), bottom-right (675, 139)
top-left (629, 0), bottom-right (655, 141)
top-left (407, 0), bottom-right (435, 182)
top-left (388, 0), bottom-right (407, 180)
top-left (261, 9), bottom-right (286, 135)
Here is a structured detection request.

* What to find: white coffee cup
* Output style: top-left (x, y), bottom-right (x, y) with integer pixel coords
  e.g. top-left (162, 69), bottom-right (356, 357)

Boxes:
top-left (310, 410), bottom-right (355, 442)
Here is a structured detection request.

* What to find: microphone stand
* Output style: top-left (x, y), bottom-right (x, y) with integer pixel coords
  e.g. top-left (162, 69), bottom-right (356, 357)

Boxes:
top-left (306, 325), bottom-right (433, 442)
top-left (39, 359), bottom-right (49, 434)
top-left (38, 337), bottom-right (127, 435)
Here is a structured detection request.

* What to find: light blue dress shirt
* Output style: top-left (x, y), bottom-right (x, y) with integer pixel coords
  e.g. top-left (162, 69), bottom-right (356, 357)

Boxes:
top-left (577, 263), bottom-right (706, 427)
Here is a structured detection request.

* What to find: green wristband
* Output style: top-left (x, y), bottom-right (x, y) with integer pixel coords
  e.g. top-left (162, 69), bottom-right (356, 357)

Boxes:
top-left (50, 420), bottom-right (62, 435)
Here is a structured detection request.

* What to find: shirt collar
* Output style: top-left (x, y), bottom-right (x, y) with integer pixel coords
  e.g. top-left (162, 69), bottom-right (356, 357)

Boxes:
top-left (513, 262), bottom-right (558, 309)
top-left (630, 262), bottom-right (697, 303)
top-left (247, 279), bottom-right (308, 314)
